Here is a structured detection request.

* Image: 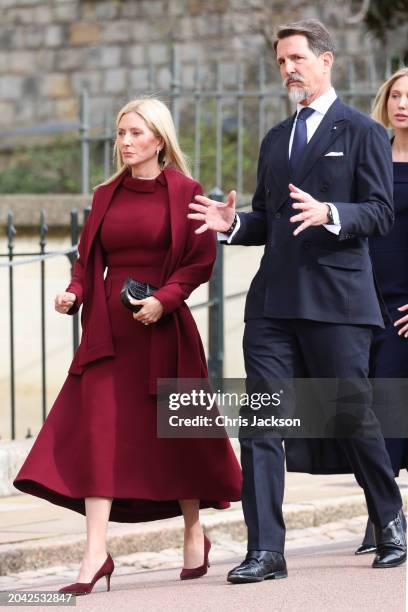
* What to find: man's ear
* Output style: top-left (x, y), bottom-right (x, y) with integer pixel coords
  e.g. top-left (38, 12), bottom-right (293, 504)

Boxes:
top-left (321, 51), bottom-right (334, 73)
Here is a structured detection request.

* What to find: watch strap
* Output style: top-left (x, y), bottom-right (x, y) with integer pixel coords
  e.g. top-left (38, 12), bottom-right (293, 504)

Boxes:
top-left (225, 213), bottom-right (238, 236)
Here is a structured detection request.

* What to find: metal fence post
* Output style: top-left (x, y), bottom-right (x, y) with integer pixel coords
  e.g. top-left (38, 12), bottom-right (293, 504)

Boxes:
top-left (103, 109), bottom-right (112, 179)
top-left (207, 187), bottom-right (224, 383)
top-left (7, 212), bottom-right (16, 440)
top-left (39, 209), bottom-right (48, 423)
top-left (170, 45), bottom-right (181, 137)
top-left (80, 89), bottom-right (90, 195)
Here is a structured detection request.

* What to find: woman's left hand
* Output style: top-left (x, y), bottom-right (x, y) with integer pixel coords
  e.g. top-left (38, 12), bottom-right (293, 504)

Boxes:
top-left (130, 296), bottom-right (164, 325)
top-left (394, 303), bottom-right (408, 337)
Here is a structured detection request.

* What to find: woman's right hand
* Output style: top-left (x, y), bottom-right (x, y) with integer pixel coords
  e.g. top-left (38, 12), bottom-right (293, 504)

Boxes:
top-left (55, 291), bottom-right (76, 314)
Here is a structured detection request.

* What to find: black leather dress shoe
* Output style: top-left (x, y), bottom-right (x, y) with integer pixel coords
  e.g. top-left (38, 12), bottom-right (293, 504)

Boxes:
top-left (372, 509), bottom-right (407, 568)
top-left (227, 551), bottom-right (287, 584)
top-left (355, 544), bottom-right (376, 555)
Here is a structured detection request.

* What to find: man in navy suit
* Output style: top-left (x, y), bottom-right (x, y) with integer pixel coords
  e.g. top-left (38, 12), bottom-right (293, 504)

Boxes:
top-left (188, 19), bottom-right (406, 581)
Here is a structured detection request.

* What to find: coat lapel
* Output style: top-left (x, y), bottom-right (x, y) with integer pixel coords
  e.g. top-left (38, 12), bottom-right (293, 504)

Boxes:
top-left (293, 98), bottom-right (349, 185)
top-left (162, 166), bottom-right (186, 281)
top-left (267, 115), bottom-right (295, 194)
top-left (84, 170), bottom-right (126, 262)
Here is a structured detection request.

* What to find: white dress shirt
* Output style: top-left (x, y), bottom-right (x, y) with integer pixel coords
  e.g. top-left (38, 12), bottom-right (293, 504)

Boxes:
top-left (289, 86), bottom-right (337, 156)
top-left (219, 86), bottom-right (341, 242)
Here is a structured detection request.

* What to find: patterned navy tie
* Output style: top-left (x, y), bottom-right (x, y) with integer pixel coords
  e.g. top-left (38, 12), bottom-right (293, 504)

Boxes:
top-left (289, 106), bottom-right (315, 172)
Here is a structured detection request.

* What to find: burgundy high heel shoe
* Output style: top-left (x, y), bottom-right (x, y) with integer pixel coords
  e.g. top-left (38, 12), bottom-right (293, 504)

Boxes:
top-left (58, 553), bottom-right (114, 595)
top-left (180, 534), bottom-right (211, 580)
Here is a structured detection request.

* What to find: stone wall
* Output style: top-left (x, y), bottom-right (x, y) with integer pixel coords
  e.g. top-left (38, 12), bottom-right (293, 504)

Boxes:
top-left (0, 194), bottom-right (91, 227)
top-left (0, 0), bottom-right (407, 130)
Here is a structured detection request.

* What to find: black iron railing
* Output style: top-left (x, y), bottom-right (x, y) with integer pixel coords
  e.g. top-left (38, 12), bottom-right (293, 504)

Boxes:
top-left (0, 189), bottom-right (244, 440)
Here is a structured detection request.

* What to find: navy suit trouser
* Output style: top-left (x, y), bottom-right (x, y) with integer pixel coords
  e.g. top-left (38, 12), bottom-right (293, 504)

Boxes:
top-left (241, 318), bottom-right (402, 553)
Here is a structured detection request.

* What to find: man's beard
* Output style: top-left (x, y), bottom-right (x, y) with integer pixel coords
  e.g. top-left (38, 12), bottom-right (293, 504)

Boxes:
top-left (287, 86), bottom-right (312, 103)
top-left (283, 75), bottom-right (313, 103)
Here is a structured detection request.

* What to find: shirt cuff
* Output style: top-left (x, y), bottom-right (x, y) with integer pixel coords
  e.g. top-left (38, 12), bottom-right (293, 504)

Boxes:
top-left (323, 203), bottom-right (341, 235)
top-left (217, 214), bottom-right (241, 243)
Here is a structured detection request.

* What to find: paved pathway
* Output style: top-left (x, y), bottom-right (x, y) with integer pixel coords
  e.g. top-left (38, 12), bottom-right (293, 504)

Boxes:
top-left (0, 515), bottom-right (370, 590)
top-left (1, 521), bottom-right (405, 612)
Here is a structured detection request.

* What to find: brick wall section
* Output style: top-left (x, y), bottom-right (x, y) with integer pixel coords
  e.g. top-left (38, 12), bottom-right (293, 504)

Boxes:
top-left (0, 0), bottom-right (407, 128)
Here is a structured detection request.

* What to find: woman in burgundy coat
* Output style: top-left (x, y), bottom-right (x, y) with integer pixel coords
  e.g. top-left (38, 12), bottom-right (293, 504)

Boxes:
top-left (13, 98), bottom-right (242, 594)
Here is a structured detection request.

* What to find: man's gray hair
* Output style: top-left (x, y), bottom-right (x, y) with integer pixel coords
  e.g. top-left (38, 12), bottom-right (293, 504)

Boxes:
top-left (273, 19), bottom-right (336, 56)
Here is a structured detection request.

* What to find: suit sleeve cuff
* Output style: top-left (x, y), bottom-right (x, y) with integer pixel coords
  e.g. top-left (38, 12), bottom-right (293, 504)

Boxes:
top-left (323, 203), bottom-right (341, 236)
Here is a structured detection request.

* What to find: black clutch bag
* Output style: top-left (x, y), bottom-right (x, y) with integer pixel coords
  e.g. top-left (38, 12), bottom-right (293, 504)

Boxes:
top-left (120, 277), bottom-right (158, 313)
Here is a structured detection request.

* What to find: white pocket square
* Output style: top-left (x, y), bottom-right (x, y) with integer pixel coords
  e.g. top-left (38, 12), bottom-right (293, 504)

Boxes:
top-left (324, 151), bottom-right (344, 157)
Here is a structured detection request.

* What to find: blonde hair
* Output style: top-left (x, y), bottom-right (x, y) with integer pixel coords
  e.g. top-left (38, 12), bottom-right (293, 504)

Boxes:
top-left (372, 67), bottom-right (408, 127)
top-left (97, 98), bottom-right (191, 187)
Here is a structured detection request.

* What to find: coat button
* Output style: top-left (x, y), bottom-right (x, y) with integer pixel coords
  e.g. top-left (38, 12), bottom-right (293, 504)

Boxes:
top-left (303, 242), bottom-right (311, 250)
top-left (320, 184), bottom-right (329, 192)
top-left (275, 212), bottom-right (282, 219)
top-left (266, 188), bottom-right (271, 196)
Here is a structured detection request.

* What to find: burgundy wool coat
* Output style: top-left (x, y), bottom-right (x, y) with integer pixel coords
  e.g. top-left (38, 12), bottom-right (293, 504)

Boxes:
top-left (66, 166), bottom-right (216, 393)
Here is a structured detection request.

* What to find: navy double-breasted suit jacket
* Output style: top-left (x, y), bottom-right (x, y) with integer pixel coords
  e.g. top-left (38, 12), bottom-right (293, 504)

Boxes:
top-left (231, 97), bottom-right (394, 328)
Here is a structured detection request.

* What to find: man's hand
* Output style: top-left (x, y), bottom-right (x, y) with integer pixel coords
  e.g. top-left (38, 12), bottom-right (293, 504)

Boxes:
top-left (394, 303), bottom-right (408, 338)
top-left (289, 183), bottom-right (330, 236)
top-left (55, 291), bottom-right (76, 314)
top-left (188, 190), bottom-right (236, 234)
top-left (130, 296), bottom-right (164, 325)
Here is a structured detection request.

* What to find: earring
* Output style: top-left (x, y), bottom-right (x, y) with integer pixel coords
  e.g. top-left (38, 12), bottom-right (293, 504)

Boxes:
top-left (157, 148), bottom-right (165, 166)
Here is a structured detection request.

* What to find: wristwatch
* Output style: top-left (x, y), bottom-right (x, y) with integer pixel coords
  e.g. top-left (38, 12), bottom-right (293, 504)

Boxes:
top-left (325, 203), bottom-right (334, 225)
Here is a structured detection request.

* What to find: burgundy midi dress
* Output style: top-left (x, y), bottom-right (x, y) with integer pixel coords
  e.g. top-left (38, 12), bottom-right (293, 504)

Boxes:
top-left (14, 171), bottom-right (242, 522)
